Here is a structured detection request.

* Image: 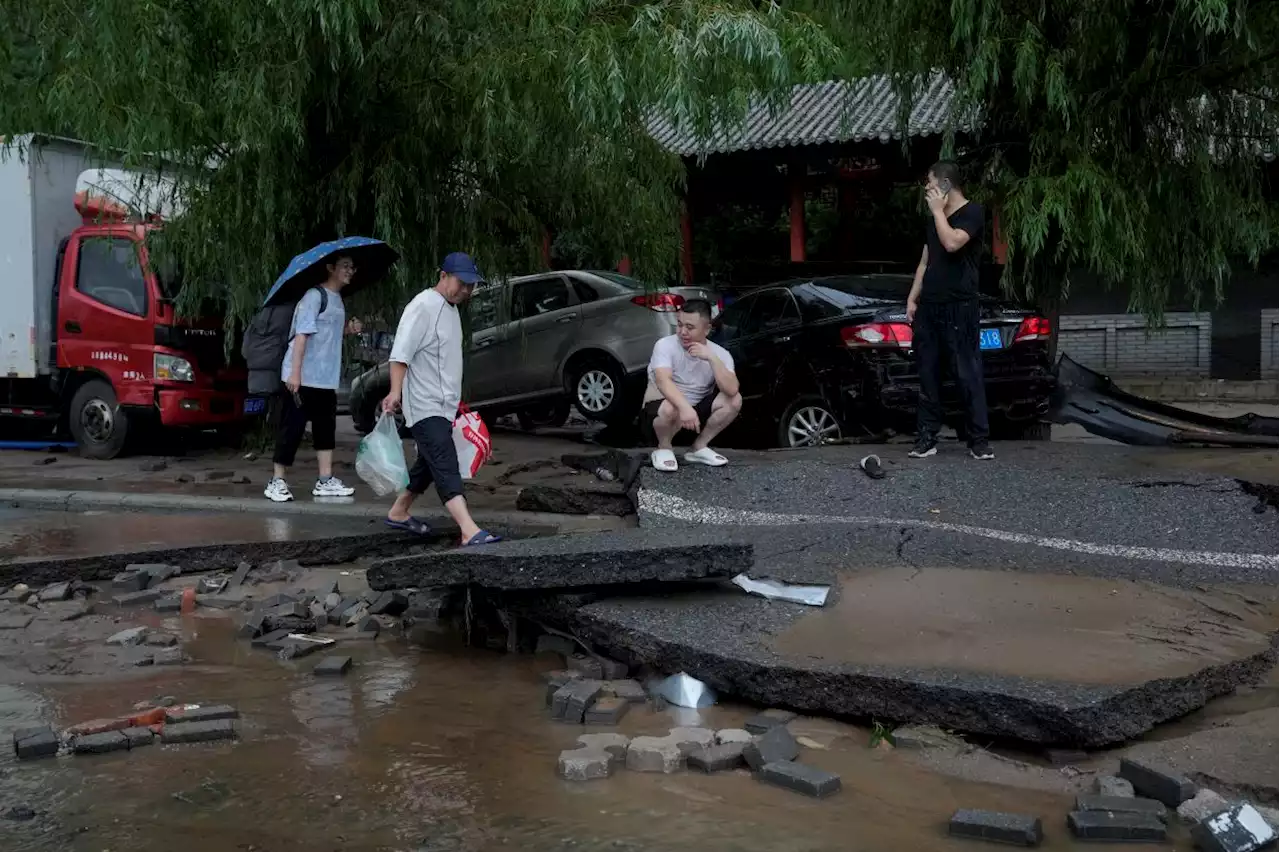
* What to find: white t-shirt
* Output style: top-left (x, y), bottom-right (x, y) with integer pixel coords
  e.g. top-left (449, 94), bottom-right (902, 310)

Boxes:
top-left (388, 289), bottom-right (463, 427)
top-left (644, 334), bottom-right (735, 405)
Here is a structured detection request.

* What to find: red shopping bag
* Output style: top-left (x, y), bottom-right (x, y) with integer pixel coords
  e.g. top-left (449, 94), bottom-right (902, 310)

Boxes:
top-left (453, 403), bottom-right (492, 480)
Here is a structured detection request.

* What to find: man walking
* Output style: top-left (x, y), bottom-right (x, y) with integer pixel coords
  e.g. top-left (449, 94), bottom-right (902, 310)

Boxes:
top-left (265, 254), bottom-right (363, 502)
top-left (905, 161), bottom-right (994, 461)
top-left (381, 252), bottom-right (501, 546)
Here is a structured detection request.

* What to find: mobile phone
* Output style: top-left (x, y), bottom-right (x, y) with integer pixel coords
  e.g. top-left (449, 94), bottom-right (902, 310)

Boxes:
top-left (937, 178), bottom-right (953, 195)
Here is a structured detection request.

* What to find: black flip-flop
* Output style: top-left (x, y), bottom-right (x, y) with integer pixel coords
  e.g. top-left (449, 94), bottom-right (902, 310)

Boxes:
top-left (462, 529), bottom-right (502, 547)
top-left (860, 454), bottom-right (886, 480)
top-left (385, 516), bottom-right (432, 536)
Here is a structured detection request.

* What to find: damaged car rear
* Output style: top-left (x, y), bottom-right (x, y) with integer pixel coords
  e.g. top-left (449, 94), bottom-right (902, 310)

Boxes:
top-left (714, 274), bottom-right (1057, 447)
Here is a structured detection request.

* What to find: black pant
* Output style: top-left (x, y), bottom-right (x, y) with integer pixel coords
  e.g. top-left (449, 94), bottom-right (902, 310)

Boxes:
top-left (913, 300), bottom-right (989, 443)
top-left (273, 386), bottom-right (338, 467)
top-left (407, 416), bottom-right (464, 504)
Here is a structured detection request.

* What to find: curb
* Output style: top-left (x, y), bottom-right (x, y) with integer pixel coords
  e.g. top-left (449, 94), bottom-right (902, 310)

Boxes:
top-left (0, 488), bottom-right (631, 532)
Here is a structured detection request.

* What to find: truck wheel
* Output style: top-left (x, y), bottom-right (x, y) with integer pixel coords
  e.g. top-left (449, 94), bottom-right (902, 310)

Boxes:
top-left (69, 380), bottom-right (130, 460)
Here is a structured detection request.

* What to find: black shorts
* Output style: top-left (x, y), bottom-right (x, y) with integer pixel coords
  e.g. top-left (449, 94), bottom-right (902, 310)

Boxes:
top-left (406, 416), bottom-right (464, 504)
top-left (643, 394), bottom-right (716, 437)
top-left (272, 385), bottom-right (338, 467)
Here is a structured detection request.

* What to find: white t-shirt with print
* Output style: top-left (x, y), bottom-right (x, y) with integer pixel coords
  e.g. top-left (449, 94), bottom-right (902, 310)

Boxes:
top-left (643, 334), bottom-right (735, 406)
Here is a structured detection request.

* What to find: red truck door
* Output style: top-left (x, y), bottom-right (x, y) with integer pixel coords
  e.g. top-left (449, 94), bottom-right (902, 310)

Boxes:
top-left (57, 229), bottom-right (156, 408)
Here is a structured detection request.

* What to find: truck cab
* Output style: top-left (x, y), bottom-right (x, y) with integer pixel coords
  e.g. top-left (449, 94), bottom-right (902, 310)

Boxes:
top-left (0, 135), bottom-right (247, 458)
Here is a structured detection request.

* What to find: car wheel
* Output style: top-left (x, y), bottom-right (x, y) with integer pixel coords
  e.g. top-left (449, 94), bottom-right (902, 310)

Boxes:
top-left (516, 401), bottom-right (571, 432)
top-left (777, 396), bottom-right (843, 448)
top-left (568, 357), bottom-right (627, 423)
top-left (69, 379), bottom-right (130, 460)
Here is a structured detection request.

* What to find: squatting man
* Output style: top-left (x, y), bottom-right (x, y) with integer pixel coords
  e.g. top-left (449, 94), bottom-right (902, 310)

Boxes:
top-left (644, 299), bottom-right (743, 471)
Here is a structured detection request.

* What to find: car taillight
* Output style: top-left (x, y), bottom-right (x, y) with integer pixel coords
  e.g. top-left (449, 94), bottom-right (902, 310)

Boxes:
top-left (841, 322), bottom-right (914, 349)
top-left (1014, 316), bottom-right (1052, 343)
top-left (631, 293), bottom-right (685, 312)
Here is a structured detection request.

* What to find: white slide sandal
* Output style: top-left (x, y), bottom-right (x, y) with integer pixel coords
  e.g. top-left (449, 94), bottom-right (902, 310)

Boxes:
top-left (683, 447), bottom-right (728, 467)
top-left (650, 449), bottom-right (679, 472)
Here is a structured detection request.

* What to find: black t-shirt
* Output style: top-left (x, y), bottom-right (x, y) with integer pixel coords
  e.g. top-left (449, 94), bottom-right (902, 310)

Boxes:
top-left (921, 201), bottom-right (984, 303)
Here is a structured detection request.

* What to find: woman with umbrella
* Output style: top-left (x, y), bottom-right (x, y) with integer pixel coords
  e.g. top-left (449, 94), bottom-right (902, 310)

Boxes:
top-left (261, 237), bottom-right (397, 502)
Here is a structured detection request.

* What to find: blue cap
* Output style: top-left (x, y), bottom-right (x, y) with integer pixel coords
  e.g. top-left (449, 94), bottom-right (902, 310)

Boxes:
top-left (441, 252), bottom-right (485, 285)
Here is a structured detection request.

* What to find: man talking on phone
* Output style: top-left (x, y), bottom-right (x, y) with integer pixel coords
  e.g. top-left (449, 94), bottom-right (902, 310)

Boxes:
top-left (905, 161), bottom-right (994, 461)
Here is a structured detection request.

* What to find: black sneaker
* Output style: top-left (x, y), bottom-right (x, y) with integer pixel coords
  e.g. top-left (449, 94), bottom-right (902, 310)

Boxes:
top-left (908, 437), bottom-right (938, 458)
top-left (969, 440), bottom-right (996, 460)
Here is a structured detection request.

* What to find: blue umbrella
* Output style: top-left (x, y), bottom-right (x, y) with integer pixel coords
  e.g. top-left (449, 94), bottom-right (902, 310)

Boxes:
top-left (262, 236), bottom-right (399, 307)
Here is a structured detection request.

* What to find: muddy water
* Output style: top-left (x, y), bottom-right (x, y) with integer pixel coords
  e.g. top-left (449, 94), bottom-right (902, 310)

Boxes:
top-left (773, 568), bottom-right (1278, 684)
top-left (0, 618), bottom-right (1194, 852)
top-left (0, 508), bottom-right (381, 560)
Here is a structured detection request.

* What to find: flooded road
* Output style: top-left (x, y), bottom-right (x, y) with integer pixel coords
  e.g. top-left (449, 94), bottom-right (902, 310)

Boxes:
top-left (2, 610), bottom-right (1198, 852)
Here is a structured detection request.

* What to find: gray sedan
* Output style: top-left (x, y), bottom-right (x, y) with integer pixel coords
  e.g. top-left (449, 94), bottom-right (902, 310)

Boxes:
top-left (349, 270), bottom-right (720, 431)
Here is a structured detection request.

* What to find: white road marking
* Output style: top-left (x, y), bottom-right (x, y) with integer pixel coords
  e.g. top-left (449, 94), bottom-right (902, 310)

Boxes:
top-left (637, 489), bottom-right (1278, 571)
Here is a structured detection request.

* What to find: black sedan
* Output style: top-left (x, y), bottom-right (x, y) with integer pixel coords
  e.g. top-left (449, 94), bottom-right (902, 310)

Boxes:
top-left (711, 275), bottom-right (1056, 447)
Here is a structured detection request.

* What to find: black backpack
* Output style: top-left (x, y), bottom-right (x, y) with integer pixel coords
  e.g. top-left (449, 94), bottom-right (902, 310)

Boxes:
top-left (241, 287), bottom-right (327, 395)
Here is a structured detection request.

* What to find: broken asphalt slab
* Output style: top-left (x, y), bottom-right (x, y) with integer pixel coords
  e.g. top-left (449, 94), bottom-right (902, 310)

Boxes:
top-left (366, 530), bottom-right (751, 592)
top-left (543, 576), bottom-right (1276, 747)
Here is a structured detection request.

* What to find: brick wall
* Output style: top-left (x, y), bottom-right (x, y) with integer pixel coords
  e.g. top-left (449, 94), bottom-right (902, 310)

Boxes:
top-left (1058, 313), bottom-right (1212, 378)
top-left (1262, 310), bottom-right (1279, 381)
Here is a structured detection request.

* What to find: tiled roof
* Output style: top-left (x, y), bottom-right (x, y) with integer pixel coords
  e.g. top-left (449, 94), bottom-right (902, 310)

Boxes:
top-left (647, 72), bottom-right (965, 156)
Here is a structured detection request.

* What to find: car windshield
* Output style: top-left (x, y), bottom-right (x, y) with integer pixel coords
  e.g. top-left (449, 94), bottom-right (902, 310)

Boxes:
top-left (145, 233), bottom-right (183, 299)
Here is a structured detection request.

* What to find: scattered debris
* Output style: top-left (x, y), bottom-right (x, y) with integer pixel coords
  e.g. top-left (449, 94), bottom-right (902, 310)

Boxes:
top-left (515, 485), bottom-right (634, 516)
top-left (948, 809), bottom-right (1044, 847)
top-left (759, 760), bottom-right (842, 798)
top-left (161, 719), bottom-right (237, 745)
top-left (731, 574), bottom-right (830, 607)
top-left (1092, 775), bottom-right (1136, 798)
top-left (653, 672), bottom-right (716, 709)
top-left (859, 454), bottom-right (886, 480)
top-left (583, 696), bottom-right (629, 725)
top-left (625, 736), bottom-right (685, 774)
top-left (688, 742), bottom-right (746, 773)
top-left (106, 626), bottom-right (149, 646)
top-left (715, 729), bottom-right (752, 745)
top-left (1192, 803), bottom-right (1278, 852)
top-left (743, 725), bottom-right (801, 771)
top-left (890, 724), bottom-right (964, 751)
top-left (2, 805), bottom-right (37, 821)
top-left (1074, 794), bottom-right (1167, 822)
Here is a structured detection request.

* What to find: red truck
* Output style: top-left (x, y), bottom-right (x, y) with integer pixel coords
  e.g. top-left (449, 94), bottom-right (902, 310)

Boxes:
top-left (0, 135), bottom-right (248, 458)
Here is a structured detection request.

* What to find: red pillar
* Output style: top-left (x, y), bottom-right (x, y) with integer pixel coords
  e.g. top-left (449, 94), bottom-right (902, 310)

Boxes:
top-left (680, 205), bottom-right (694, 285)
top-left (992, 209), bottom-right (1008, 265)
top-left (789, 178), bottom-right (806, 263)
top-left (617, 256), bottom-right (632, 276)
top-left (541, 228), bottom-right (552, 269)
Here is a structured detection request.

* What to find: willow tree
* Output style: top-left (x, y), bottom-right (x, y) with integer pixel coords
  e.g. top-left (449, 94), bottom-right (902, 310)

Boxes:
top-left (0, 0), bottom-right (842, 323)
top-left (837, 0), bottom-right (1277, 317)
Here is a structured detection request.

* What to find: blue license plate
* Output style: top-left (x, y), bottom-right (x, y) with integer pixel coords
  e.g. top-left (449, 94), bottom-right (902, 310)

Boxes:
top-left (243, 397), bottom-right (266, 415)
top-left (979, 328), bottom-right (1004, 350)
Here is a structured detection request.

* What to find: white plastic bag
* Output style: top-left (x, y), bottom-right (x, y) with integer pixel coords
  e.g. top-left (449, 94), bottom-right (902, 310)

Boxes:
top-left (355, 412), bottom-right (409, 496)
top-left (453, 404), bottom-right (492, 480)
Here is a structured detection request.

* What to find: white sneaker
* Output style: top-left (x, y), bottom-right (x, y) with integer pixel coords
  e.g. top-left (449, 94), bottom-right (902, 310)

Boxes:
top-left (264, 478), bottom-right (294, 502)
top-left (312, 476), bottom-right (355, 497)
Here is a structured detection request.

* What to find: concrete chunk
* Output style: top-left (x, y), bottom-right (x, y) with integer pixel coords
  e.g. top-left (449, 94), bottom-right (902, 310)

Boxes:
top-left (38, 582), bottom-right (72, 602)
top-left (231, 562), bottom-right (252, 586)
top-left (743, 725), bottom-right (801, 771)
top-left (743, 709), bottom-right (796, 735)
top-left (366, 532), bottom-right (751, 591)
top-left (575, 733), bottom-right (630, 764)
top-left (1092, 775), bottom-right (1136, 798)
top-left (668, 727), bottom-right (716, 756)
top-left (13, 726), bottom-right (59, 760)
top-left (238, 610), bottom-right (267, 639)
top-left (1178, 788), bottom-right (1230, 824)
top-left (251, 628), bottom-right (292, 648)
top-left (625, 736), bottom-right (683, 773)
top-left (1192, 803), bottom-right (1278, 852)
top-left (535, 634), bottom-right (576, 658)
top-left (166, 704), bottom-right (239, 724)
top-left (113, 589), bottom-right (162, 607)
top-left (688, 742), bottom-right (746, 773)
top-left (0, 613), bottom-right (33, 630)
top-left (154, 594), bottom-right (183, 613)
top-left (759, 760), bottom-right (842, 798)
top-left (561, 680), bottom-right (603, 724)
top-left (948, 809), bottom-right (1044, 847)
top-left (122, 726), bottom-right (155, 748)
top-left (557, 748), bottom-right (613, 781)
top-left (601, 679), bottom-right (646, 704)
top-left (566, 653), bottom-right (605, 679)
top-left (73, 730), bottom-right (130, 755)
top-left (583, 696), bottom-right (629, 726)
top-left (112, 571), bottom-right (150, 592)
top-left (368, 590), bottom-right (409, 616)
top-left (161, 719), bottom-right (237, 745)
top-left (1074, 795), bottom-right (1167, 822)
top-left (106, 626), bottom-right (149, 646)
top-left (1068, 810), bottom-right (1167, 842)
top-left (313, 656), bottom-right (353, 677)
top-left (716, 728), bottom-right (753, 745)
top-left (1119, 757), bottom-right (1197, 806)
